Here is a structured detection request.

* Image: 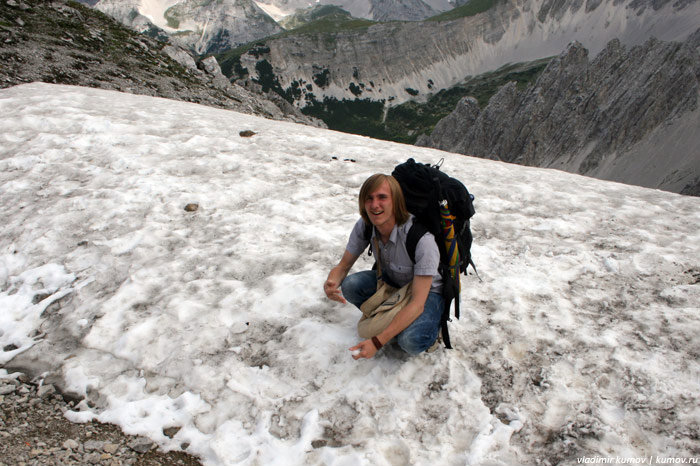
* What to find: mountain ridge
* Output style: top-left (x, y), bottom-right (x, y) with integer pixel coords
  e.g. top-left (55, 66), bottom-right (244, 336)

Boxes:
top-left (225, 0), bottom-right (700, 109)
top-left (416, 33), bottom-right (700, 196)
top-left (81, 0), bottom-right (456, 55)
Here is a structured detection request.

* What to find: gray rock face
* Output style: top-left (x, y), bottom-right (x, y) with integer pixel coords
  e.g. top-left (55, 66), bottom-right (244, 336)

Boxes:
top-left (162, 0), bottom-right (283, 54)
top-left (417, 33), bottom-right (700, 195)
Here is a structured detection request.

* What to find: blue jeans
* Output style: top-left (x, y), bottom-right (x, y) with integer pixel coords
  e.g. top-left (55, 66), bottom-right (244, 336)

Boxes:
top-left (341, 270), bottom-right (443, 355)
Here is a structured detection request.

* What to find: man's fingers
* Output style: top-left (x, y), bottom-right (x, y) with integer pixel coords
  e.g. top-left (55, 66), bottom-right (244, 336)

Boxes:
top-left (349, 341), bottom-right (376, 360)
top-left (326, 287), bottom-right (346, 303)
top-left (349, 344), bottom-right (362, 359)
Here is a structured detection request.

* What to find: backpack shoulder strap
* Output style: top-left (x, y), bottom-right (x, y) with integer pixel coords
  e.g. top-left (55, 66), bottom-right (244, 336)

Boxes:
top-left (363, 221), bottom-right (372, 240)
top-left (406, 222), bottom-right (429, 264)
top-left (363, 221), bottom-right (374, 256)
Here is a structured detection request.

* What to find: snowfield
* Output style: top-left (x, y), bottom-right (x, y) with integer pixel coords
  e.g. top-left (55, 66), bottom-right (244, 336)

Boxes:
top-left (0, 83), bottom-right (698, 465)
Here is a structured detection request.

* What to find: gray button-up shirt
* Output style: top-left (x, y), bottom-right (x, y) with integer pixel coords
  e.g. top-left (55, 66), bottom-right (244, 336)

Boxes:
top-left (345, 215), bottom-right (443, 293)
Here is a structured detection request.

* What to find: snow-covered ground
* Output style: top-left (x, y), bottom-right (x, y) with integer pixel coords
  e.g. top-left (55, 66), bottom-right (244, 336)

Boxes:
top-left (1, 83), bottom-right (698, 465)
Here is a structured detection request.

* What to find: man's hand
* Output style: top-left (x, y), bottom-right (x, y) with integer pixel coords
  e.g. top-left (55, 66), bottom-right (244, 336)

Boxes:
top-left (324, 251), bottom-right (358, 304)
top-left (349, 339), bottom-right (378, 360)
top-left (323, 278), bottom-right (347, 304)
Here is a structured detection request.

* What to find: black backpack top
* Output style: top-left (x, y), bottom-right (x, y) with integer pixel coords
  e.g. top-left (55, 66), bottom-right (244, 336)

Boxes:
top-left (365, 158), bottom-right (476, 349)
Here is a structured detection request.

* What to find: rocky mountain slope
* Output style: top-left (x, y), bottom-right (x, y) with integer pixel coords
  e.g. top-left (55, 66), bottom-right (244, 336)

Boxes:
top-left (226, 0), bottom-right (700, 108)
top-left (161, 0), bottom-right (283, 54)
top-left (0, 0), bottom-right (322, 127)
top-left (417, 33), bottom-right (700, 196)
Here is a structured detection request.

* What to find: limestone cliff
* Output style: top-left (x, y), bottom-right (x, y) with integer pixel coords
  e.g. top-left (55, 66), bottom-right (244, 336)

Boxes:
top-left (417, 33), bottom-right (700, 195)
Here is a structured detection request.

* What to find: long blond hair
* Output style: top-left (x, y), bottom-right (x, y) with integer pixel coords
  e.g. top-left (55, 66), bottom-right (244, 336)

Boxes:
top-left (358, 174), bottom-right (410, 226)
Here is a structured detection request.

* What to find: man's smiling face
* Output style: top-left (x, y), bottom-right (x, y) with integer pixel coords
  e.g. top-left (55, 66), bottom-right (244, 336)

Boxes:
top-left (364, 180), bottom-right (395, 230)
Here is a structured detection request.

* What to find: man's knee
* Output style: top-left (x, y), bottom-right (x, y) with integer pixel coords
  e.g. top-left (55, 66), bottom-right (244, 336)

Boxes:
top-left (397, 327), bottom-right (438, 355)
top-left (341, 271), bottom-right (376, 308)
top-left (340, 273), bottom-right (363, 301)
top-left (396, 293), bottom-right (442, 354)
top-left (340, 272), bottom-right (362, 293)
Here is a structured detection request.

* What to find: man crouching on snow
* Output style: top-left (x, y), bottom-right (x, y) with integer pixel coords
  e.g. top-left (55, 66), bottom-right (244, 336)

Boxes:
top-left (323, 174), bottom-right (443, 360)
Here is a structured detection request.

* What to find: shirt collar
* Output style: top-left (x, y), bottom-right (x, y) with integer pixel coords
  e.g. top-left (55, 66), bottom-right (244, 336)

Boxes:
top-left (375, 214), bottom-right (414, 245)
top-left (388, 223), bottom-right (398, 245)
top-left (389, 214), bottom-right (414, 244)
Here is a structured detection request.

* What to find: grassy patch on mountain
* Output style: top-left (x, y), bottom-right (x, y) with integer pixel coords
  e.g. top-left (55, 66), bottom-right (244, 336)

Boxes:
top-left (302, 97), bottom-right (390, 139)
top-left (280, 5), bottom-right (353, 30)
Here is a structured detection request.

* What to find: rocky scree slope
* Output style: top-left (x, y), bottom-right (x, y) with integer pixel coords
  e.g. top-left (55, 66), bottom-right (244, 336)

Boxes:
top-left (417, 33), bottom-right (700, 196)
top-left (0, 0), bottom-right (322, 127)
top-left (0, 373), bottom-right (203, 465)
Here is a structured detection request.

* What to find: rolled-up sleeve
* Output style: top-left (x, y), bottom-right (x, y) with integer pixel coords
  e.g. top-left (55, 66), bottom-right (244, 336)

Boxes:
top-left (345, 218), bottom-right (370, 257)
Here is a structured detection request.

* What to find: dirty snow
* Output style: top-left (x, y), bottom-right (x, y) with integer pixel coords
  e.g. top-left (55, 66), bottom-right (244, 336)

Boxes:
top-left (0, 83), bottom-right (699, 466)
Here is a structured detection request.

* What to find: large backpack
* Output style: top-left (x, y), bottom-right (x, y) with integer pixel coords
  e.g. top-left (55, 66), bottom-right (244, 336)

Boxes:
top-left (364, 158), bottom-right (476, 349)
